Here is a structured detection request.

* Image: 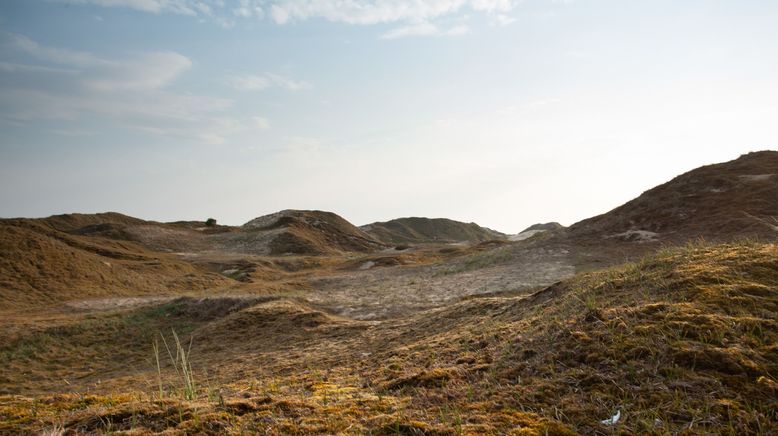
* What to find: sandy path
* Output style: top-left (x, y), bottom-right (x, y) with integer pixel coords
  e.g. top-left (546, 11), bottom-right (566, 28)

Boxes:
top-left (307, 246), bottom-right (575, 320)
top-left (64, 296), bottom-right (174, 311)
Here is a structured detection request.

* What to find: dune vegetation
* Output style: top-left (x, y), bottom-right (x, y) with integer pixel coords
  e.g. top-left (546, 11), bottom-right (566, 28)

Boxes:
top-left (2, 241), bottom-right (776, 434)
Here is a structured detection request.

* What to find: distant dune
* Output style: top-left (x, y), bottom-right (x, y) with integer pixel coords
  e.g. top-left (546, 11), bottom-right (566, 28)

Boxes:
top-left (361, 217), bottom-right (505, 245)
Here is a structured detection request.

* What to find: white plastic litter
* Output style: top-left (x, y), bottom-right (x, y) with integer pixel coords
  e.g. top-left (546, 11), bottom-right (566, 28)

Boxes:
top-left (601, 409), bottom-right (621, 425)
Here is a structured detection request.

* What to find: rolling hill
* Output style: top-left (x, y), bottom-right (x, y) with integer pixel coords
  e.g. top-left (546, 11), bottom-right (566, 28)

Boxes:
top-left (241, 209), bottom-right (385, 255)
top-left (14, 209), bottom-right (387, 257)
top-left (0, 209), bottom-right (386, 309)
top-left (362, 217), bottom-right (505, 245)
top-left (569, 151), bottom-right (778, 244)
top-left (0, 218), bottom-right (230, 309)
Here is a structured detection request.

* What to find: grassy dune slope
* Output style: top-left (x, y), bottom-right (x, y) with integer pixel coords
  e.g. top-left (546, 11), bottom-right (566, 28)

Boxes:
top-left (1, 241), bottom-right (776, 434)
top-left (243, 210), bottom-right (386, 255)
top-left (0, 220), bottom-right (230, 309)
top-left (570, 151), bottom-right (778, 243)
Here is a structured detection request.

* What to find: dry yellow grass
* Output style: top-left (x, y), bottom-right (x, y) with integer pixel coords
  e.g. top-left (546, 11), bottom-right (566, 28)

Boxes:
top-left (1, 241), bottom-right (776, 434)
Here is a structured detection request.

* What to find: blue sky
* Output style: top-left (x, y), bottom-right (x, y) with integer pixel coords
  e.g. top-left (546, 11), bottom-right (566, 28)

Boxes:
top-left (1, 0), bottom-right (777, 233)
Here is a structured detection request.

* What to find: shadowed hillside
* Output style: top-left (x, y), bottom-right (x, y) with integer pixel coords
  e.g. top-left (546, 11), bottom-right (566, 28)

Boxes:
top-left (569, 151), bottom-right (778, 244)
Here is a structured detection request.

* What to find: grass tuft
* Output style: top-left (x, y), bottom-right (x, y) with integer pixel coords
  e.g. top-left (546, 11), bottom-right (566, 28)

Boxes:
top-left (156, 329), bottom-right (197, 400)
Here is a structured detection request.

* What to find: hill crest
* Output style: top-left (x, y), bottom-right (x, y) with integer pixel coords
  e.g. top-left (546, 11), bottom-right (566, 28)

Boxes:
top-left (361, 217), bottom-right (505, 245)
top-left (242, 209), bottom-right (385, 255)
top-left (569, 150), bottom-right (778, 243)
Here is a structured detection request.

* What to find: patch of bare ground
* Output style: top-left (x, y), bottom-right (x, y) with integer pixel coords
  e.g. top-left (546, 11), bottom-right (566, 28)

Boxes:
top-left (64, 296), bottom-right (174, 312)
top-left (306, 242), bottom-right (575, 319)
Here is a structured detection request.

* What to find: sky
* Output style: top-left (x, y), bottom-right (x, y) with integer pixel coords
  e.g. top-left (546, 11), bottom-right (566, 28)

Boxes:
top-left (1, 0), bottom-right (777, 234)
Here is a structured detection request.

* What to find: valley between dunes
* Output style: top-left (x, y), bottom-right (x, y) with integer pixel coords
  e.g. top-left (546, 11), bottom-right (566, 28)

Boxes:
top-left (1, 152), bottom-right (777, 434)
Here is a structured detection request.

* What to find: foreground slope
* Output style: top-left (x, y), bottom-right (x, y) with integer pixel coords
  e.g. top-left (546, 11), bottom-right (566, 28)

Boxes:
top-left (362, 217), bottom-right (505, 245)
top-left (2, 242), bottom-right (775, 434)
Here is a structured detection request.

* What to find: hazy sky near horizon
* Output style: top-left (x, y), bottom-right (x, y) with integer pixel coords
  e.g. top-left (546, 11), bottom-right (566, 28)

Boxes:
top-left (1, 0), bottom-right (777, 233)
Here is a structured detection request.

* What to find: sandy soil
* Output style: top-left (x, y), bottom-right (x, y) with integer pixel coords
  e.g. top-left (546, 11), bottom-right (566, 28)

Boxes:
top-left (306, 246), bottom-right (575, 320)
top-left (64, 296), bottom-right (173, 311)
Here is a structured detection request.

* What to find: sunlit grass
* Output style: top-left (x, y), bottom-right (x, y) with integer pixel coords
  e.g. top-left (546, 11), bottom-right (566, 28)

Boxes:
top-left (1, 242), bottom-right (776, 434)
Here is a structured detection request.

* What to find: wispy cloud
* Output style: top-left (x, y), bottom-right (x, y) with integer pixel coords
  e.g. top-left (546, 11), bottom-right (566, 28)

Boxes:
top-left (0, 61), bottom-right (78, 74)
top-left (232, 0), bottom-right (263, 18)
top-left (7, 34), bottom-right (192, 91)
top-left (252, 116), bottom-right (271, 129)
top-left (88, 52), bottom-right (192, 91)
top-left (0, 86), bottom-right (232, 122)
top-left (8, 33), bottom-right (107, 67)
top-left (56, 0), bottom-right (519, 33)
top-left (227, 73), bottom-right (310, 91)
top-left (268, 0), bottom-right (515, 25)
top-left (50, 0), bottom-right (239, 27)
top-left (131, 115), bottom-right (270, 144)
top-left (492, 13), bottom-right (515, 26)
top-left (0, 34), bottom-right (265, 144)
top-left (51, 128), bottom-right (97, 137)
top-left (381, 22), bottom-right (470, 39)
top-left (51, 0), bottom-right (207, 16)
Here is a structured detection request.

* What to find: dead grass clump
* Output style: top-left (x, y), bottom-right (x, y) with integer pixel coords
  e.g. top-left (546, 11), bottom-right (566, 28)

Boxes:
top-left (370, 420), bottom-right (441, 436)
top-left (381, 368), bottom-right (458, 391)
top-left (671, 345), bottom-right (762, 376)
